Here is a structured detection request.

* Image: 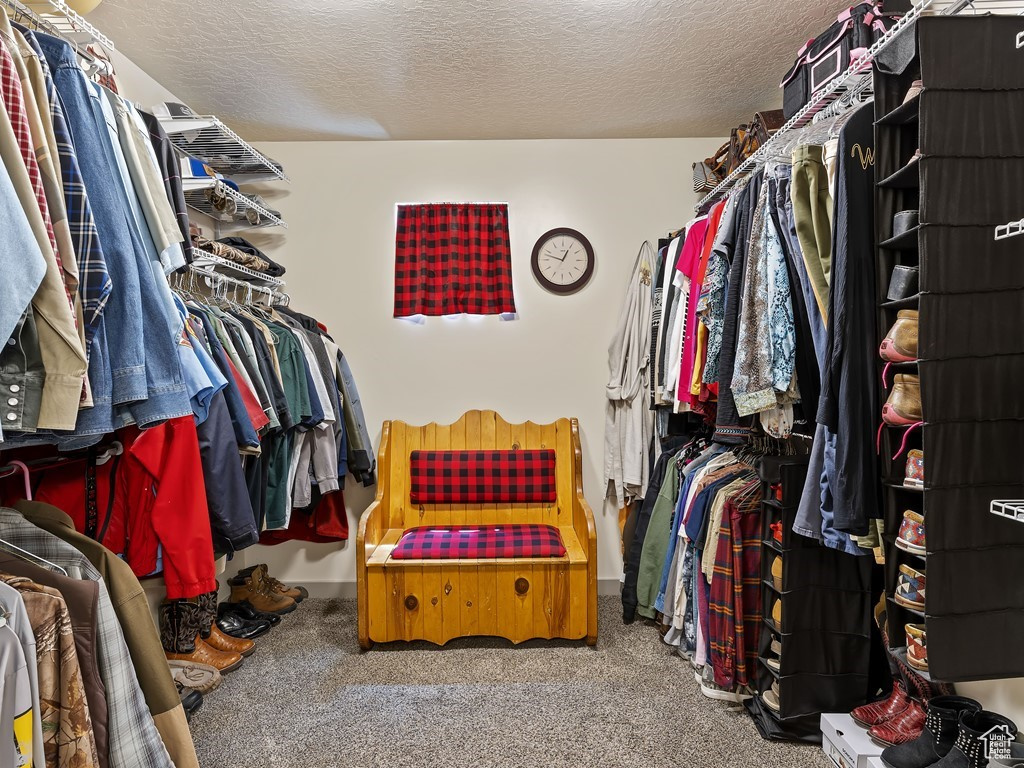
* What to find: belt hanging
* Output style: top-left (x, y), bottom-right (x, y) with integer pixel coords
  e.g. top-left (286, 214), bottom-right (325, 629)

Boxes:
top-left (84, 450), bottom-right (98, 539)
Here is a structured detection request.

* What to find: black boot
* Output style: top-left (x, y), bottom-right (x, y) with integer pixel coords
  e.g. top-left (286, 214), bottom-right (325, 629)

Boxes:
top-left (930, 710), bottom-right (1018, 768)
top-left (195, 589), bottom-right (219, 641)
top-left (882, 696), bottom-right (981, 768)
top-left (159, 599), bottom-right (201, 654)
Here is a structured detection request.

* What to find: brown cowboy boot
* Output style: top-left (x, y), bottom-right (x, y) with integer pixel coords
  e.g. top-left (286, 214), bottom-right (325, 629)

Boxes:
top-left (161, 599), bottom-right (244, 673)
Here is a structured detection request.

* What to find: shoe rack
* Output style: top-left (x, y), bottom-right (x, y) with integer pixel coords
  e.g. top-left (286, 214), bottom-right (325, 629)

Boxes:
top-left (748, 455), bottom-right (878, 742)
top-left (874, 14), bottom-right (1024, 684)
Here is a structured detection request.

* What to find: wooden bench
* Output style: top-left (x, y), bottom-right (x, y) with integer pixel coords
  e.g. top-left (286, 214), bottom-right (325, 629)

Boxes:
top-left (357, 410), bottom-right (598, 648)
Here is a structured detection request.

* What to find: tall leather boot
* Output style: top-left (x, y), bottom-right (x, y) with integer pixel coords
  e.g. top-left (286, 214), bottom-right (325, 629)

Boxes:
top-left (196, 589), bottom-right (257, 658)
top-left (881, 696), bottom-right (982, 768)
top-left (930, 710), bottom-right (1018, 768)
top-left (160, 598), bottom-right (200, 654)
top-left (161, 599), bottom-right (244, 673)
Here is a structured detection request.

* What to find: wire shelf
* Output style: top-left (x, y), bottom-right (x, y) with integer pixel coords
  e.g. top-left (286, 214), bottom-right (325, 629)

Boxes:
top-left (2, 0), bottom-right (113, 52)
top-left (160, 114), bottom-right (288, 182)
top-left (693, 0), bottom-right (937, 212)
top-left (991, 500), bottom-right (1024, 524)
top-left (189, 252), bottom-right (285, 288)
top-left (995, 219), bottom-right (1024, 241)
top-left (183, 180), bottom-right (287, 232)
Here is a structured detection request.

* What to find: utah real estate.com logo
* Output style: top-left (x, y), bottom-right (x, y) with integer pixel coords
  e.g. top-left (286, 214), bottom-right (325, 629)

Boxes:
top-left (981, 724), bottom-right (1014, 762)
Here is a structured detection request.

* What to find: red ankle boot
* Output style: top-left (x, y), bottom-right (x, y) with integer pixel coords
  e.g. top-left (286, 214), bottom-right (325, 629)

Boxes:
top-left (869, 698), bottom-right (926, 747)
top-left (853, 683), bottom-right (911, 728)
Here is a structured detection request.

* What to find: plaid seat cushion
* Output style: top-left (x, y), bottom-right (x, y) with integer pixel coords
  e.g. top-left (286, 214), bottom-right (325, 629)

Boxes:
top-left (391, 525), bottom-right (566, 560)
top-left (409, 450), bottom-right (556, 504)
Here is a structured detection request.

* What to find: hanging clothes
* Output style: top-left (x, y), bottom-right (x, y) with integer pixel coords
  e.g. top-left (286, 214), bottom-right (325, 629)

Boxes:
top-left (604, 242), bottom-right (655, 509)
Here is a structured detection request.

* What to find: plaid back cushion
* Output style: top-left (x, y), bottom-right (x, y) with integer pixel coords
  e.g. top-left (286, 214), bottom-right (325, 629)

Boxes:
top-left (409, 450), bottom-right (556, 504)
top-left (391, 524), bottom-right (566, 559)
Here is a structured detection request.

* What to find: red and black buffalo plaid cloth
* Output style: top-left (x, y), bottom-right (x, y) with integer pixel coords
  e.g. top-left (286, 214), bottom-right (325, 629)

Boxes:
top-left (391, 524), bottom-right (566, 559)
top-left (410, 450), bottom-right (556, 504)
top-left (393, 203), bottom-right (516, 317)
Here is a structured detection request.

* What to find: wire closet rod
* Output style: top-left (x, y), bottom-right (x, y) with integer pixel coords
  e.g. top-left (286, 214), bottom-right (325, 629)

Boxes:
top-left (693, 0), bottom-right (941, 212)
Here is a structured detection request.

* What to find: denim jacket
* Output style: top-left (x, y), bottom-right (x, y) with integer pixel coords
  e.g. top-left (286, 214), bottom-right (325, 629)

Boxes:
top-left (37, 32), bottom-right (145, 435)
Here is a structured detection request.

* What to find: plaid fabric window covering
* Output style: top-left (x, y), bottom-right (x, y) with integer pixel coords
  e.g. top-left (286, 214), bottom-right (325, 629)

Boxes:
top-left (391, 524), bottom-right (566, 559)
top-left (394, 203), bottom-right (516, 317)
top-left (410, 450), bottom-right (556, 505)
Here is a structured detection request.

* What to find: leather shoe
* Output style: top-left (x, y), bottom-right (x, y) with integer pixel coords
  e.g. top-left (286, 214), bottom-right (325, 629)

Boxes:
top-left (237, 564), bottom-right (309, 603)
top-left (227, 568), bottom-right (296, 614)
top-left (219, 601), bottom-right (282, 627)
top-left (166, 635), bottom-right (244, 674)
top-left (176, 681), bottom-right (203, 722)
top-left (870, 699), bottom-right (927, 747)
top-left (216, 611), bottom-right (271, 640)
top-left (206, 623), bottom-right (256, 658)
top-left (853, 683), bottom-right (910, 728)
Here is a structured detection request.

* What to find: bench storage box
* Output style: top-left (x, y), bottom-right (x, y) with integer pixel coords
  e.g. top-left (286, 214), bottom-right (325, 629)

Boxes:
top-left (356, 410), bottom-right (598, 648)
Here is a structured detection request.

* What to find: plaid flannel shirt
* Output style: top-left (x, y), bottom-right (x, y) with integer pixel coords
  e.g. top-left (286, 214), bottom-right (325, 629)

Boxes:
top-left (0, 508), bottom-right (174, 768)
top-left (21, 28), bottom-right (111, 346)
top-left (0, 37), bottom-right (66, 300)
top-left (708, 481), bottom-right (763, 691)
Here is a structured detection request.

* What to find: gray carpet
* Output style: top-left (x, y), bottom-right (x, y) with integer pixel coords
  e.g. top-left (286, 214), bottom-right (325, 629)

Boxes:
top-left (191, 596), bottom-right (829, 767)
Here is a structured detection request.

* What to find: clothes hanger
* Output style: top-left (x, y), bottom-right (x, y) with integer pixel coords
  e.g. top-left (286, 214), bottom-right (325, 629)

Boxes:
top-left (0, 460), bottom-right (31, 500)
top-left (0, 460), bottom-right (70, 576)
top-left (95, 441), bottom-right (123, 466)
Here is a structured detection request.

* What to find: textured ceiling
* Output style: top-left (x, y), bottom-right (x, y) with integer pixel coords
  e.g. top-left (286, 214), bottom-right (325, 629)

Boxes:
top-left (89, 0), bottom-right (852, 141)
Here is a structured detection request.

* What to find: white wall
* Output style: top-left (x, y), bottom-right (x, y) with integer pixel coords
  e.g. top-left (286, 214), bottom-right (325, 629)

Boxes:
top-left (236, 137), bottom-right (722, 594)
top-left (236, 138), bottom-right (1024, 724)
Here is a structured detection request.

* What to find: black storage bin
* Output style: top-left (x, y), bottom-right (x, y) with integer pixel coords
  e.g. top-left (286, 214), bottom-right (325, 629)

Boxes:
top-left (919, 16), bottom-right (1024, 91)
top-left (745, 696), bottom-right (824, 744)
top-left (781, 45), bottom-right (812, 119)
top-left (925, 484), bottom-right (1024, 551)
top-left (920, 90), bottom-right (1024, 158)
top-left (780, 546), bottom-right (874, 594)
top-left (927, 546), bottom-right (1024, 616)
top-left (924, 421), bottom-right (1024, 488)
top-left (777, 672), bottom-right (872, 719)
top-left (771, 585), bottom-right (873, 635)
top-left (920, 356), bottom-right (1024, 423)
top-left (919, 291), bottom-right (1024, 360)
top-left (920, 157), bottom-right (1024, 226)
top-left (919, 226), bottom-right (1024, 295)
top-left (770, 629), bottom-right (874, 677)
top-left (806, 2), bottom-right (899, 94)
top-left (927, 611), bottom-right (1024, 682)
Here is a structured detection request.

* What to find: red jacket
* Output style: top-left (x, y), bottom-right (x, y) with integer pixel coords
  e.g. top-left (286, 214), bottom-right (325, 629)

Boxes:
top-left (33, 417), bottom-right (217, 599)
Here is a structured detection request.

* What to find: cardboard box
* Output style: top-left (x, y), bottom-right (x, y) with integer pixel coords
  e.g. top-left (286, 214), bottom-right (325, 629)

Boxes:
top-left (867, 758), bottom-right (887, 768)
top-left (821, 713), bottom-right (885, 768)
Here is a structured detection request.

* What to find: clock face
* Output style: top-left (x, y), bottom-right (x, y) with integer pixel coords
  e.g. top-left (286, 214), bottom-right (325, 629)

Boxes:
top-left (531, 228), bottom-right (595, 295)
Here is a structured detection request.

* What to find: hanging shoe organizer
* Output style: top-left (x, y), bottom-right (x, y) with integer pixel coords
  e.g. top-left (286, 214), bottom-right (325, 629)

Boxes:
top-left (748, 455), bottom-right (878, 743)
top-left (874, 13), bottom-right (1024, 684)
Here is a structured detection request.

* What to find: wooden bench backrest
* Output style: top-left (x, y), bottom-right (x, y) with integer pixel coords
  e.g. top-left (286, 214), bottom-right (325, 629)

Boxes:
top-left (381, 410), bottom-right (579, 530)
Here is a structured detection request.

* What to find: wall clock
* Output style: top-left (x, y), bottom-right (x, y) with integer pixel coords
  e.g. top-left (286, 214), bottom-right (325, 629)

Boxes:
top-left (531, 228), bottom-right (595, 295)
